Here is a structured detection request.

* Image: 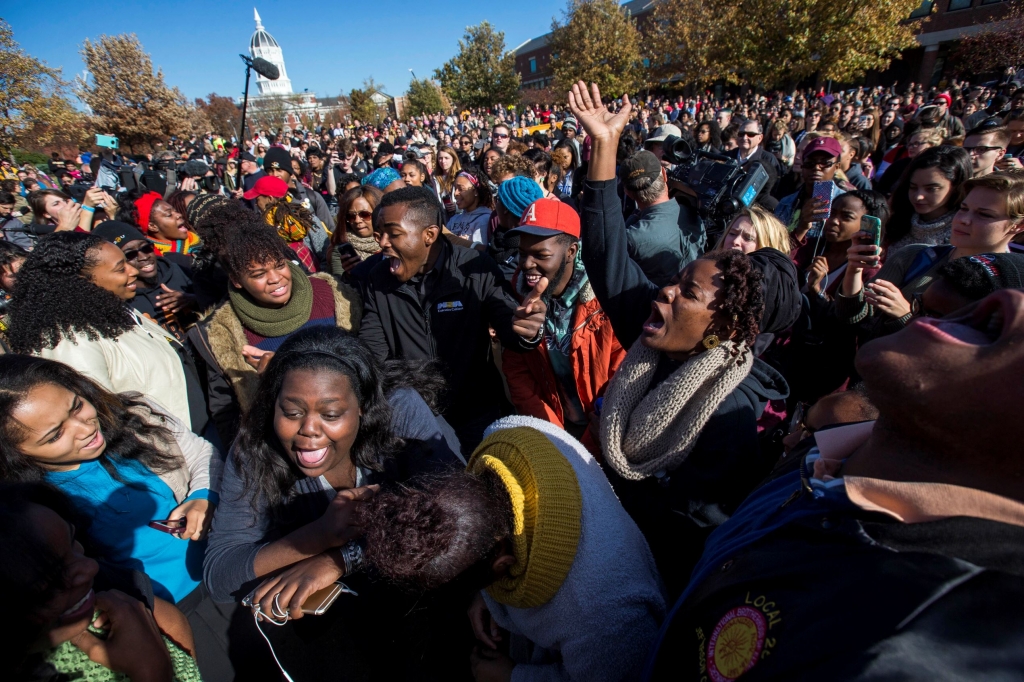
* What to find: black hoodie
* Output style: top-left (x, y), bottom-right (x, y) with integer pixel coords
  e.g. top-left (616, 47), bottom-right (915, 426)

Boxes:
top-left (130, 257), bottom-right (196, 343)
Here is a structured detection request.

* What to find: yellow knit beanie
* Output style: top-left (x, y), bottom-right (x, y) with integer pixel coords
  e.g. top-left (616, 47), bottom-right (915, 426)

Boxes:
top-left (468, 426), bottom-right (582, 609)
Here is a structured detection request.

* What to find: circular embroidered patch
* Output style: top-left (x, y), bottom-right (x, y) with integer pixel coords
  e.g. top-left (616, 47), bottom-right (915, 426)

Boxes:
top-left (706, 605), bottom-right (767, 681)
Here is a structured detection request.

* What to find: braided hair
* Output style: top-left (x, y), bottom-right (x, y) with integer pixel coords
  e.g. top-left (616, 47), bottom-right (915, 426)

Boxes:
top-left (7, 232), bottom-right (135, 353)
top-left (700, 249), bottom-right (764, 358)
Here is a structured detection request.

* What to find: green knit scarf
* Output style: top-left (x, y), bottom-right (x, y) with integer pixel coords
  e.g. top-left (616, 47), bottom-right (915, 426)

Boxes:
top-left (229, 262), bottom-right (314, 337)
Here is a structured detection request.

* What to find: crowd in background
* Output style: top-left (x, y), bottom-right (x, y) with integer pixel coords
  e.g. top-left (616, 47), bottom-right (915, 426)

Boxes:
top-left (2, 68), bottom-right (1024, 682)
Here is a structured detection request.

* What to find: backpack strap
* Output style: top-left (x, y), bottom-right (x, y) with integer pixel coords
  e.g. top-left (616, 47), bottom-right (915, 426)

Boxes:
top-left (903, 245), bottom-right (955, 284)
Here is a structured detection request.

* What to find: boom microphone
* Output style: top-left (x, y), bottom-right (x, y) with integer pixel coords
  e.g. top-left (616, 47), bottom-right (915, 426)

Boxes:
top-left (251, 57), bottom-right (280, 80)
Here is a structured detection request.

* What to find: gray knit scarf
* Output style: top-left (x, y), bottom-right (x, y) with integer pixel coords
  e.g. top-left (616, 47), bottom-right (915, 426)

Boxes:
top-left (601, 338), bottom-right (754, 481)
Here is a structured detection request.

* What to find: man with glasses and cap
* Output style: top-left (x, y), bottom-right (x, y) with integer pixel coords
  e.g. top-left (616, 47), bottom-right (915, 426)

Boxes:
top-left (931, 93), bottom-right (966, 138)
top-left (774, 136), bottom-right (850, 236)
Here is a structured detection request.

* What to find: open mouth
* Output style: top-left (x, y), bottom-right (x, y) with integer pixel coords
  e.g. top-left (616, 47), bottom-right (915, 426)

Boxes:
top-left (388, 256), bottom-right (402, 275)
top-left (524, 272), bottom-right (542, 288)
top-left (268, 285), bottom-right (288, 298)
top-left (642, 302), bottom-right (666, 336)
top-left (126, 281), bottom-right (137, 291)
top-left (914, 301), bottom-right (1004, 346)
top-left (82, 430), bottom-right (104, 452)
top-left (294, 446), bottom-right (328, 468)
top-left (61, 588), bottom-right (95, 621)
top-left (140, 263), bottom-right (157, 274)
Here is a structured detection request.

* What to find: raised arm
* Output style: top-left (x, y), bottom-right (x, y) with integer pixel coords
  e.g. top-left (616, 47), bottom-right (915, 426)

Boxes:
top-left (569, 82), bottom-right (659, 348)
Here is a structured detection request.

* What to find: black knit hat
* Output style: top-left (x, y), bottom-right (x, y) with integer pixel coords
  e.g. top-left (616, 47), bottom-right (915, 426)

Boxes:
top-left (965, 253), bottom-right (1024, 290)
top-left (263, 147), bottom-right (293, 173)
top-left (93, 221), bottom-right (148, 247)
top-left (186, 194), bottom-right (230, 230)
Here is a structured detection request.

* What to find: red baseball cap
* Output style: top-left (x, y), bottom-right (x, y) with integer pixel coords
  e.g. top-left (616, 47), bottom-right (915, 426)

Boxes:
top-left (802, 136), bottom-right (843, 161)
top-left (508, 198), bottom-right (581, 239)
top-left (243, 175), bottom-right (289, 200)
top-left (932, 93), bottom-right (952, 107)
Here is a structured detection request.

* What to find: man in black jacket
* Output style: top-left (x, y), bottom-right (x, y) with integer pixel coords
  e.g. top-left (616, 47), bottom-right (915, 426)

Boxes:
top-left (725, 119), bottom-right (784, 196)
top-left (359, 186), bottom-right (547, 451)
top-left (645, 287), bottom-right (1024, 680)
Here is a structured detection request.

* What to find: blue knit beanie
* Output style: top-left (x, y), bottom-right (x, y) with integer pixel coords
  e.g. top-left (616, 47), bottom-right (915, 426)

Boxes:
top-left (498, 176), bottom-right (544, 218)
top-left (362, 166), bottom-right (401, 190)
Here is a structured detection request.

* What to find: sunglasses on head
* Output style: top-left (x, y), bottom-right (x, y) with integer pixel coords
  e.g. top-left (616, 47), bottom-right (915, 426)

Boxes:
top-left (347, 210), bottom-right (373, 222)
top-left (124, 243), bottom-right (155, 261)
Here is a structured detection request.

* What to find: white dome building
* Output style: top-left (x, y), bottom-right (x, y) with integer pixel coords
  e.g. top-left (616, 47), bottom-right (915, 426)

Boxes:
top-left (249, 8), bottom-right (293, 96)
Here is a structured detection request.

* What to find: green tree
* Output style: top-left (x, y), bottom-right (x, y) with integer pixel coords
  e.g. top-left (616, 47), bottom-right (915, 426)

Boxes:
top-left (949, 2), bottom-right (1024, 77)
top-left (435, 22), bottom-right (520, 108)
top-left (404, 77), bottom-right (448, 118)
top-left (646, 0), bottom-right (736, 89)
top-left (0, 19), bottom-right (89, 156)
top-left (348, 78), bottom-right (389, 126)
top-left (78, 33), bottom-right (192, 152)
top-left (549, 0), bottom-right (645, 95)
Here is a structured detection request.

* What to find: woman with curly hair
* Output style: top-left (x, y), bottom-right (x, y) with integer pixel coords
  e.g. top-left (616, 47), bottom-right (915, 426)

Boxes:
top-left (191, 219), bottom-right (361, 446)
top-left (204, 326), bottom-right (466, 679)
top-left (0, 356), bottom-right (232, 679)
top-left (359, 416), bottom-right (666, 682)
top-left (6, 232), bottom-right (205, 434)
top-left (569, 82), bottom-right (800, 595)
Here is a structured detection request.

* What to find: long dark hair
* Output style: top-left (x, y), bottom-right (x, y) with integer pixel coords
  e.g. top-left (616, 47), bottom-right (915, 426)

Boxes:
top-left (234, 326), bottom-right (442, 511)
top-left (0, 355), bottom-right (181, 483)
top-left (27, 188), bottom-right (72, 225)
top-left (887, 145), bottom-right (972, 246)
top-left (7, 232), bottom-right (135, 354)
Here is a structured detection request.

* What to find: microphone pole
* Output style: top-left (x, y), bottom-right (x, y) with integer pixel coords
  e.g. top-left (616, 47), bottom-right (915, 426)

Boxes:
top-left (235, 54), bottom-right (254, 194)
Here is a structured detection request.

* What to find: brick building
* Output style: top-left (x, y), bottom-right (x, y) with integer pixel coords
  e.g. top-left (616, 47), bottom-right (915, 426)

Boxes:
top-left (512, 0), bottom-right (1017, 91)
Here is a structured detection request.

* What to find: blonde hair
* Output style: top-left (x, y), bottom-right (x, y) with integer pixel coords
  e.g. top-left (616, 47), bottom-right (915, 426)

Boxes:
top-left (715, 205), bottom-right (791, 253)
top-left (963, 170), bottom-right (1024, 223)
top-left (910, 128), bottom-right (945, 148)
top-left (435, 146), bottom-right (461, 194)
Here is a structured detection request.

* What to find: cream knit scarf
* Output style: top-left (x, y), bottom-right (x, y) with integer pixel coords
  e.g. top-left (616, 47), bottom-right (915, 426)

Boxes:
top-left (601, 338), bottom-right (754, 481)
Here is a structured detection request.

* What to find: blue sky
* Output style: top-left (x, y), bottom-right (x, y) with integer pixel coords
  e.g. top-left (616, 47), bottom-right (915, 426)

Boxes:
top-left (4, 0), bottom-right (563, 103)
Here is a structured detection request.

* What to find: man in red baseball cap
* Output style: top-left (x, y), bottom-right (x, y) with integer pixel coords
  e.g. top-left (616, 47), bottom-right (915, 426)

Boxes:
top-left (774, 135), bottom-right (851, 238)
top-left (931, 92), bottom-right (966, 138)
top-left (242, 175), bottom-right (289, 212)
top-left (501, 198), bottom-right (625, 452)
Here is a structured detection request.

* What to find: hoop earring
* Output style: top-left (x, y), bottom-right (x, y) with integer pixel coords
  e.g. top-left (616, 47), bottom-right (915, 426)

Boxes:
top-left (702, 334), bottom-right (720, 350)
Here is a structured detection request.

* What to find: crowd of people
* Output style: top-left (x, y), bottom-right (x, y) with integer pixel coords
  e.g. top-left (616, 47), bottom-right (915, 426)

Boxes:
top-left (2, 69), bottom-right (1024, 682)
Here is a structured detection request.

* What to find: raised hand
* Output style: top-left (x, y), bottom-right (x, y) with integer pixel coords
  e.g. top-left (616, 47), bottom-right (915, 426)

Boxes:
top-left (567, 81), bottom-right (632, 142)
top-left (512, 276), bottom-right (548, 340)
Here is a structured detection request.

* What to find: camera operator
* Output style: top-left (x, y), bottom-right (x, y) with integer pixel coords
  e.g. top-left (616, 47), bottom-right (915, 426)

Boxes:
top-left (178, 158), bottom-right (223, 197)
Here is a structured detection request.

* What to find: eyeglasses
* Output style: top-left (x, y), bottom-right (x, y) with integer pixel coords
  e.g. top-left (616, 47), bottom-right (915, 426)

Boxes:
top-left (347, 210), bottom-right (373, 222)
top-left (123, 243), bottom-right (155, 261)
top-left (738, 131), bottom-right (761, 138)
top-left (910, 291), bottom-right (940, 318)
top-left (802, 159), bottom-right (838, 170)
top-left (964, 145), bottom-right (1004, 156)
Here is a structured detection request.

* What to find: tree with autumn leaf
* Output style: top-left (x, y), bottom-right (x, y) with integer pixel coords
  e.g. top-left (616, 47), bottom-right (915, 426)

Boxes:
top-left (78, 33), bottom-right (194, 152)
top-left (949, 1), bottom-right (1024, 78)
top-left (549, 0), bottom-right (645, 96)
top-left (435, 22), bottom-right (520, 108)
top-left (196, 94), bottom-right (241, 139)
top-left (349, 78), bottom-right (390, 126)
top-left (648, 0), bottom-right (922, 90)
top-left (0, 19), bottom-right (90, 156)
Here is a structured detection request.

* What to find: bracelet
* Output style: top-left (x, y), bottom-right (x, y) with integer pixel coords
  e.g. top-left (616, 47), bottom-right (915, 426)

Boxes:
top-left (81, 205), bottom-right (95, 213)
top-left (338, 540), bottom-right (365, 576)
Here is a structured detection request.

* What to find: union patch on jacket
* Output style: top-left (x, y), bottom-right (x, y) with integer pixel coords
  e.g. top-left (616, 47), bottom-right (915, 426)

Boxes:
top-left (437, 300), bottom-right (464, 313)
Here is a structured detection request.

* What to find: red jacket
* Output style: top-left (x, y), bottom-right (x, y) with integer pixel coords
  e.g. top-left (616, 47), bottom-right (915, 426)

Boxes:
top-left (502, 276), bottom-right (625, 446)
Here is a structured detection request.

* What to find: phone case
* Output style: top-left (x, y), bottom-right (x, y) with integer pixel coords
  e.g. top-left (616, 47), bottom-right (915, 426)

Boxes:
top-left (812, 181), bottom-right (835, 220)
top-left (301, 583), bottom-right (344, 615)
top-left (860, 216), bottom-right (882, 246)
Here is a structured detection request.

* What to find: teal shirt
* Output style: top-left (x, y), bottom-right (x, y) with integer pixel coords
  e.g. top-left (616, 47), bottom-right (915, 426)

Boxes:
top-left (46, 457), bottom-right (207, 603)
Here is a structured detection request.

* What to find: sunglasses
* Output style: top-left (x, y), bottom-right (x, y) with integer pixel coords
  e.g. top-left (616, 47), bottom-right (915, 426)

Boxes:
top-left (493, 133), bottom-right (509, 139)
top-left (802, 159), bottom-right (838, 170)
top-left (124, 243), bottom-right (155, 261)
top-left (738, 131), bottom-right (761, 138)
top-left (347, 210), bottom-right (373, 222)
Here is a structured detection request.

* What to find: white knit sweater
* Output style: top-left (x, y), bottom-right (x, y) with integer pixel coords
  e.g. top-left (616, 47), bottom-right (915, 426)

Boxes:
top-left (481, 416), bottom-right (667, 682)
